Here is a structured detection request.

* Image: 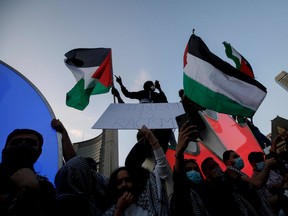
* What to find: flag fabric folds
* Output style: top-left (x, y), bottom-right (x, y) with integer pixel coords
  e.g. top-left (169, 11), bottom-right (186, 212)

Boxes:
top-left (65, 48), bottom-right (113, 110)
top-left (183, 34), bottom-right (267, 118)
top-left (223, 41), bottom-right (255, 78)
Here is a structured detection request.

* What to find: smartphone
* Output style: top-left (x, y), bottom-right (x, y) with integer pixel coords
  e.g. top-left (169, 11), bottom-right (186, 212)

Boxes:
top-left (176, 113), bottom-right (202, 141)
top-left (175, 113), bottom-right (192, 129)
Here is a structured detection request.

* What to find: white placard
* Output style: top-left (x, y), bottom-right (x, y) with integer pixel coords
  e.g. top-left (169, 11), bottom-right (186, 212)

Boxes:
top-left (92, 102), bottom-right (185, 129)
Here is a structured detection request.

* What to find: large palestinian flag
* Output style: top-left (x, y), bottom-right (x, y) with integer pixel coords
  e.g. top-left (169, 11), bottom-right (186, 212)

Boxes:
top-left (183, 34), bottom-right (266, 117)
top-left (65, 48), bottom-right (113, 110)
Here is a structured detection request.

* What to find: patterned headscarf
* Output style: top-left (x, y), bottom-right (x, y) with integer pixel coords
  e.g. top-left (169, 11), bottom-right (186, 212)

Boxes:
top-left (54, 156), bottom-right (109, 215)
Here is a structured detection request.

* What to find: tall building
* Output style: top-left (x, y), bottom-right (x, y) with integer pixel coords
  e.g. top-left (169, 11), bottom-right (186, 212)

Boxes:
top-left (73, 129), bottom-right (118, 177)
top-left (275, 71), bottom-right (288, 92)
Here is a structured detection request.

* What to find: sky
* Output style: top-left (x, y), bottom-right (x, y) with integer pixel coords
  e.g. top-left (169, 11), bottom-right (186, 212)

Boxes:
top-left (1, 0), bottom-right (288, 166)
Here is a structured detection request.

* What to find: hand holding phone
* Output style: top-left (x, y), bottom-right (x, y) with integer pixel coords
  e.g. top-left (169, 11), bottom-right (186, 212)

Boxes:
top-left (176, 113), bottom-right (201, 141)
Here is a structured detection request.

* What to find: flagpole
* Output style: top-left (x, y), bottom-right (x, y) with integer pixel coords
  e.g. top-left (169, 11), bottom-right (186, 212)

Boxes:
top-left (112, 85), bottom-right (116, 103)
top-left (111, 49), bottom-right (116, 104)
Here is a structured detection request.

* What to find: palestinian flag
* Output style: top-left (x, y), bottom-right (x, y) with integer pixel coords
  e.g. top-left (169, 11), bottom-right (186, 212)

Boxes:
top-left (223, 41), bottom-right (255, 78)
top-left (65, 48), bottom-right (113, 110)
top-left (183, 34), bottom-right (267, 117)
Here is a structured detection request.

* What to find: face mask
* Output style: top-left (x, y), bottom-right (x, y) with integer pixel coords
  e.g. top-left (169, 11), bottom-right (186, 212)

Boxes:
top-left (256, 161), bottom-right (265, 171)
top-left (234, 157), bottom-right (244, 170)
top-left (186, 170), bottom-right (202, 184)
top-left (150, 86), bottom-right (156, 91)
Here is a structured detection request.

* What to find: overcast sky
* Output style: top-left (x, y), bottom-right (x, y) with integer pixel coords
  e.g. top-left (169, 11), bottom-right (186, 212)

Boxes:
top-left (1, 0), bottom-right (288, 166)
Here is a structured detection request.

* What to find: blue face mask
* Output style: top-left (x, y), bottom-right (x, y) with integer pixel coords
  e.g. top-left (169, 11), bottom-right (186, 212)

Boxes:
top-left (186, 170), bottom-right (202, 184)
top-left (256, 161), bottom-right (265, 171)
top-left (234, 157), bottom-right (244, 170)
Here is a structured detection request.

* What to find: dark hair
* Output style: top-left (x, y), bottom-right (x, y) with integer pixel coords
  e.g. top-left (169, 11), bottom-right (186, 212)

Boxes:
top-left (184, 158), bottom-right (197, 166)
top-left (222, 150), bottom-right (234, 163)
top-left (143, 81), bottom-right (154, 90)
top-left (248, 151), bottom-right (265, 163)
top-left (178, 89), bottom-right (184, 98)
top-left (184, 158), bottom-right (203, 176)
top-left (108, 167), bottom-right (128, 203)
top-left (108, 166), bottom-right (149, 204)
top-left (201, 157), bottom-right (214, 176)
top-left (5, 129), bottom-right (44, 148)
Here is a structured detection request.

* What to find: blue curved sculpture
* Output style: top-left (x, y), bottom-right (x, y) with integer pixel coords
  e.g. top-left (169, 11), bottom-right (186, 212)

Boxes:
top-left (0, 60), bottom-right (62, 183)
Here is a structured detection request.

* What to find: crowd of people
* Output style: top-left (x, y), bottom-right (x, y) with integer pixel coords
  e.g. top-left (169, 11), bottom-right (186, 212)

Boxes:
top-left (1, 77), bottom-right (288, 216)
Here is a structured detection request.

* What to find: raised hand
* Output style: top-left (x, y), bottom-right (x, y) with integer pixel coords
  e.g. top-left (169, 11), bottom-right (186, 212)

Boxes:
top-left (51, 119), bottom-right (65, 133)
top-left (115, 75), bottom-right (122, 84)
top-left (154, 80), bottom-right (160, 89)
top-left (115, 192), bottom-right (134, 215)
top-left (10, 168), bottom-right (39, 190)
top-left (139, 125), bottom-right (158, 146)
top-left (176, 121), bottom-right (199, 155)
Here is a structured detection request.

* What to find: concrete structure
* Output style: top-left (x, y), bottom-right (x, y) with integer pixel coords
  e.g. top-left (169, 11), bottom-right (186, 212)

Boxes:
top-left (73, 129), bottom-right (118, 177)
top-left (275, 71), bottom-right (288, 92)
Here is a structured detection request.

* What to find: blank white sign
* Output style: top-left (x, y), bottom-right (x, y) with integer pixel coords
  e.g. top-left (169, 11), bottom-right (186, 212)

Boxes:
top-left (92, 102), bottom-right (185, 129)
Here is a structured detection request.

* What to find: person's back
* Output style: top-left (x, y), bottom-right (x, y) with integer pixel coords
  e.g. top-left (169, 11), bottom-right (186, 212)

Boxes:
top-left (0, 129), bottom-right (56, 216)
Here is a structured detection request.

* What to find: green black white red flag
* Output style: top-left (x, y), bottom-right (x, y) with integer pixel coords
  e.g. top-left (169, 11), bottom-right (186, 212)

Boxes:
top-left (223, 41), bottom-right (254, 78)
top-left (183, 34), bottom-right (266, 117)
top-left (65, 48), bottom-right (113, 110)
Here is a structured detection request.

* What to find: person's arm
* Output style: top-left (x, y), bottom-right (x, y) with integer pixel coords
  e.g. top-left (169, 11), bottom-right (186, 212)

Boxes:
top-left (175, 121), bottom-right (199, 173)
top-left (171, 122), bottom-right (202, 216)
top-left (173, 121), bottom-right (200, 192)
top-left (51, 119), bottom-right (77, 162)
top-left (115, 75), bottom-right (139, 100)
top-left (139, 125), bottom-right (167, 179)
top-left (124, 136), bottom-right (151, 169)
top-left (242, 158), bottom-right (277, 188)
top-left (154, 80), bottom-right (168, 102)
